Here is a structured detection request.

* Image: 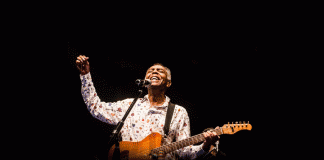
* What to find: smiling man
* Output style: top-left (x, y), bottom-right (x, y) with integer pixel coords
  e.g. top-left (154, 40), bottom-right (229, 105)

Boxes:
top-left (76, 55), bottom-right (219, 159)
top-left (145, 64), bottom-right (172, 107)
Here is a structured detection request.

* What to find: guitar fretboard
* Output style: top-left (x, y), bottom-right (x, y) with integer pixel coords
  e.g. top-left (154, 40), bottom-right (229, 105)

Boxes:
top-left (151, 127), bottom-right (223, 154)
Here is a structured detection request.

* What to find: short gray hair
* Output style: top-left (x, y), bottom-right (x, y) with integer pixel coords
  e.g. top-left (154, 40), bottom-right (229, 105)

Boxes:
top-left (147, 63), bottom-right (171, 81)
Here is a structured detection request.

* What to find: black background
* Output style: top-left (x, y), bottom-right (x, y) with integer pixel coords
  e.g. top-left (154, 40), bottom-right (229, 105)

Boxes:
top-left (65, 39), bottom-right (274, 159)
top-left (64, 12), bottom-right (278, 159)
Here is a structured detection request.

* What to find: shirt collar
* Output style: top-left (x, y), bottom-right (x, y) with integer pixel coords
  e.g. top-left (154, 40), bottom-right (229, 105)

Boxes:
top-left (143, 94), bottom-right (170, 110)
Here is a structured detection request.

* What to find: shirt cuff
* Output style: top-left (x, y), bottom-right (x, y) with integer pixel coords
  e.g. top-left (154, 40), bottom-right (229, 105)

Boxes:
top-left (80, 72), bottom-right (91, 80)
top-left (196, 143), bottom-right (207, 157)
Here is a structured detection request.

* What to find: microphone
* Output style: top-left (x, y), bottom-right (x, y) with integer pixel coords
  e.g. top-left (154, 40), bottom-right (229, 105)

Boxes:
top-left (135, 79), bottom-right (151, 87)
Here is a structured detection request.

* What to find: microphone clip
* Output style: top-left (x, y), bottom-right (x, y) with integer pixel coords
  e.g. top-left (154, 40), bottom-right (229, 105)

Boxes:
top-left (135, 79), bottom-right (151, 87)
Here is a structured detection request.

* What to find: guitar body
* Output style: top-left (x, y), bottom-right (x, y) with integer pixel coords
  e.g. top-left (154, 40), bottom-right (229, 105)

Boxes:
top-left (108, 132), bottom-right (163, 160)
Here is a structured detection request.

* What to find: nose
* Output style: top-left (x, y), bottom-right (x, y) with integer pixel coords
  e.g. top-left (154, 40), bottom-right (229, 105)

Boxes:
top-left (152, 69), bottom-right (159, 74)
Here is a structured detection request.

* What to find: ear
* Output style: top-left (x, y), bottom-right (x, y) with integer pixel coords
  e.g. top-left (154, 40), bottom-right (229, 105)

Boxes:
top-left (166, 80), bottom-right (172, 88)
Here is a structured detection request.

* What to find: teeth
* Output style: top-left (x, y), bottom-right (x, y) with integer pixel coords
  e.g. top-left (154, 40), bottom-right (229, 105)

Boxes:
top-left (151, 77), bottom-right (159, 80)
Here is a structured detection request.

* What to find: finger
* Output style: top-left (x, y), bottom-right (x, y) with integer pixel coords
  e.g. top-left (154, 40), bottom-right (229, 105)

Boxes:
top-left (76, 60), bottom-right (81, 66)
top-left (213, 132), bottom-right (219, 140)
top-left (81, 56), bottom-right (87, 62)
top-left (204, 132), bottom-right (209, 137)
top-left (84, 57), bottom-right (89, 63)
top-left (203, 132), bottom-right (210, 139)
top-left (77, 57), bottom-right (83, 63)
top-left (203, 132), bottom-right (207, 137)
top-left (76, 63), bottom-right (81, 71)
top-left (81, 56), bottom-right (86, 61)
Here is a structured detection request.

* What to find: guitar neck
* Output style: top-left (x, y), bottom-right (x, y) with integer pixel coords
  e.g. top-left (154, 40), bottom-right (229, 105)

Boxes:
top-left (152, 127), bottom-right (223, 154)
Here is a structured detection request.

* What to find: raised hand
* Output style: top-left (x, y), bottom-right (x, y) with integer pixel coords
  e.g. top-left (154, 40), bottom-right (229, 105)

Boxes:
top-left (76, 55), bottom-right (90, 75)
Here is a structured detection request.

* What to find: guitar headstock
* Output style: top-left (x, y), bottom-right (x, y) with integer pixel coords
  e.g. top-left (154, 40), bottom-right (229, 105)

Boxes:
top-left (221, 121), bottom-right (252, 135)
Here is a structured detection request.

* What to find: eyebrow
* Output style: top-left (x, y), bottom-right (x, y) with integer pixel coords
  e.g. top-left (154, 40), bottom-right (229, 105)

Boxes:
top-left (147, 67), bottom-right (165, 72)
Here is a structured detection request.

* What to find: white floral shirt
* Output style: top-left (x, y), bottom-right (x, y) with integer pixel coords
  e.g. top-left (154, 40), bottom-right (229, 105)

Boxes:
top-left (80, 72), bottom-right (206, 159)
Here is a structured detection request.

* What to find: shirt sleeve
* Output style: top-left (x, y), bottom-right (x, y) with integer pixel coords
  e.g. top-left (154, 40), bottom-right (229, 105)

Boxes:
top-left (80, 72), bottom-right (132, 125)
top-left (175, 108), bottom-right (206, 159)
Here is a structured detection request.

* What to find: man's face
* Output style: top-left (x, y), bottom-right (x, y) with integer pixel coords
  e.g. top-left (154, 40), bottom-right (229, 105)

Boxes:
top-left (145, 65), bottom-right (171, 88)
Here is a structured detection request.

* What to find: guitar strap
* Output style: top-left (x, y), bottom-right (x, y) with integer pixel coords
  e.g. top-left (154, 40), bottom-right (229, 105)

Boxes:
top-left (164, 102), bottom-right (175, 137)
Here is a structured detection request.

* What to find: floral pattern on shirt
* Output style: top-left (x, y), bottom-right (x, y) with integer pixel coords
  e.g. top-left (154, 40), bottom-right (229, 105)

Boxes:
top-left (80, 72), bottom-right (205, 159)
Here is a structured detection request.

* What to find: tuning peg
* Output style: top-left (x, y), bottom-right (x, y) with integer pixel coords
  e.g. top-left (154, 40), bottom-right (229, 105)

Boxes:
top-left (239, 121), bottom-right (242, 124)
top-left (243, 121), bottom-right (246, 124)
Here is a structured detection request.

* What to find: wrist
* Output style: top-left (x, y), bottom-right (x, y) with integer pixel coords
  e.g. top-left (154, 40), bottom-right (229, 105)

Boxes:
top-left (202, 142), bottom-right (211, 152)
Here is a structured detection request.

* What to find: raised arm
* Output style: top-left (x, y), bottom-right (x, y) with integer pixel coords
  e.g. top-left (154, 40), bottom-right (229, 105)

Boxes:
top-left (76, 55), bottom-right (131, 125)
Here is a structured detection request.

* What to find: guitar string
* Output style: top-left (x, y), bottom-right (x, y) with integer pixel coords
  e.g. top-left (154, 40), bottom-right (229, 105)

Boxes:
top-left (152, 124), bottom-right (253, 155)
top-left (152, 127), bottom-right (228, 154)
top-left (154, 130), bottom-right (211, 153)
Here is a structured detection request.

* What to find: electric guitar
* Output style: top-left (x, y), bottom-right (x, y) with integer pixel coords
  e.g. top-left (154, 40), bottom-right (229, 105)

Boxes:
top-left (108, 121), bottom-right (252, 160)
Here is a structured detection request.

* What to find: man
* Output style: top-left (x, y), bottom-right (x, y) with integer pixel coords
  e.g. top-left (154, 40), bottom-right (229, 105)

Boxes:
top-left (76, 55), bottom-right (219, 159)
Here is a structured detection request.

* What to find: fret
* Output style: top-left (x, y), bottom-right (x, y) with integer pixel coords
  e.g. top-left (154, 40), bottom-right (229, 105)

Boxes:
top-left (160, 130), bottom-right (217, 154)
top-left (180, 142), bottom-right (184, 149)
top-left (199, 133), bottom-right (205, 141)
top-left (193, 136), bottom-right (198, 144)
top-left (215, 128), bottom-right (222, 135)
top-left (168, 146), bottom-right (172, 153)
top-left (176, 141), bottom-right (180, 149)
top-left (167, 146), bottom-right (171, 153)
top-left (184, 139), bottom-right (187, 146)
top-left (164, 147), bottom-right (168, 154)
top-left (171, 144), bottom-right (175, 151)
top-left (172, 143), bottom-right (177, 151)
top-left (185, 139), bottom-right (189, 146)
top-left (173, 142), bottom-right (177, 150)
top-left (188, 138), bottom-right (192, 145)
top-left (189, 138), bottom-right (193, 145)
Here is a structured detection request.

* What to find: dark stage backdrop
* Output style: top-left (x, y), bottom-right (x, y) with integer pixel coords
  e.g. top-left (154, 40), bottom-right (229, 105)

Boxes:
top-left (65, 42), bottom-right (267, 159)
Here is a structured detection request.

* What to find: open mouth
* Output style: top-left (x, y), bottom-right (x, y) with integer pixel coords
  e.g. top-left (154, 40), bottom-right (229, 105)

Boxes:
top-left (150, 76), bottom-right (161, 83)
top-left (151, 76), bottom-right (160, 80)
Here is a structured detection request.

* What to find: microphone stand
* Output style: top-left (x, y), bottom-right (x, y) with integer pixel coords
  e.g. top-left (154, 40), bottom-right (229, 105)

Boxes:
top-left (203, 141), bottom-right (226, 159)
top-left (108, 87), bottom-right (144, 159)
